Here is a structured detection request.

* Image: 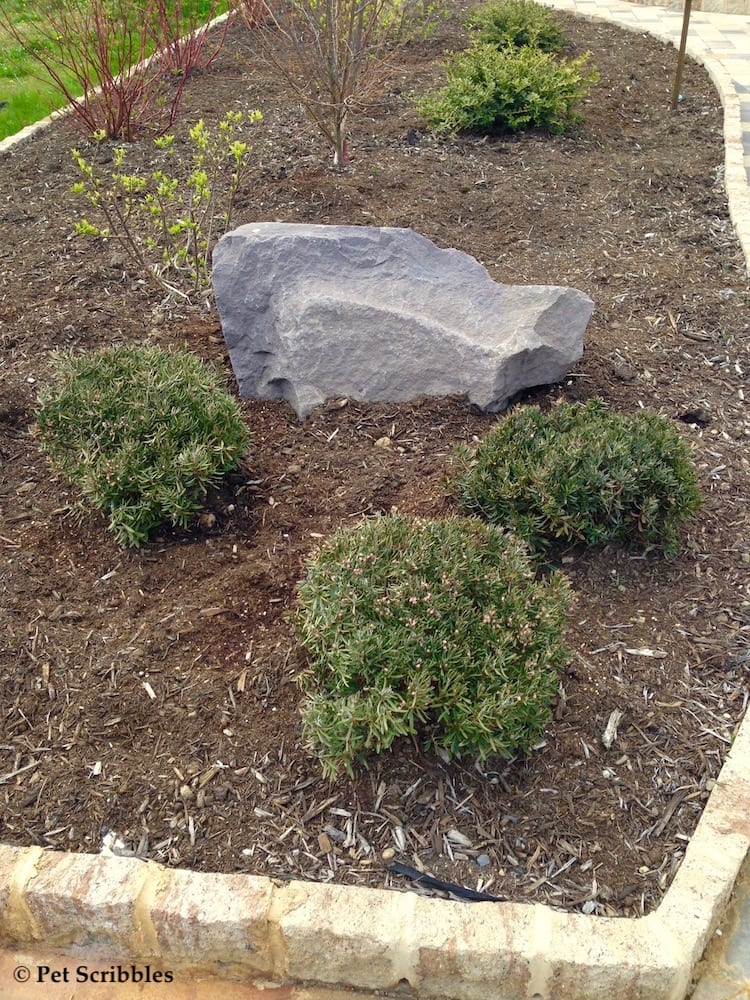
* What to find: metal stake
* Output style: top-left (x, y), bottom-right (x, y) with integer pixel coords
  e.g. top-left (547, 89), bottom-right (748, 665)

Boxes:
top-left (671, 0), bottom-right (693, 110)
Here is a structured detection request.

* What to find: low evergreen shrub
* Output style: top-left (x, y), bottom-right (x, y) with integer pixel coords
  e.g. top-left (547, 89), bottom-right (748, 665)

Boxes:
top-left (293, 513), bottom-right (571, 778)
top-left (466, 0), bottom-right (564, 53)
top-left (455, 398), bottom-right (702, 555)
top-left (418, 42), bottom-right (598, 135)
top-left (35, 344), bottom-right (249, 547)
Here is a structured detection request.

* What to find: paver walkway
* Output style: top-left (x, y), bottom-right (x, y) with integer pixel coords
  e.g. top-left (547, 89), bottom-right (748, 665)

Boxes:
top-left (0, 950), bottom-right (363, 1000)
top-left (691, 855), bottom-right (750, 998)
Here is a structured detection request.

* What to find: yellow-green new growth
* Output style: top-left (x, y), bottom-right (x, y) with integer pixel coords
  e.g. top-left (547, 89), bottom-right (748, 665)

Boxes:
top-left (70, 110), bottom-right (261, 301)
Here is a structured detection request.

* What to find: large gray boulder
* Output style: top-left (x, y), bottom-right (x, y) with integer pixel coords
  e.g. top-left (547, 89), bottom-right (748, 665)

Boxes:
top-left (212, 223), bottom-right (594, 420)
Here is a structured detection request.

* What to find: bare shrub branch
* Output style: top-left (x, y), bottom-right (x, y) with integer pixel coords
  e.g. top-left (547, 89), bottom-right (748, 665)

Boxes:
top-left (239, 0), bottom-right (445, 166)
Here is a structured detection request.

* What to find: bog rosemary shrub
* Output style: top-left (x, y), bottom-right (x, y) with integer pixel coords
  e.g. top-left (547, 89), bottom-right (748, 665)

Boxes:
top-left (72, 110), bottom-right (260, 301)
top-left (418, 43), bottom-right (597, 135)
top-left (35, 344), bottom-right (249, 547)
top-left (455, 399), bottom-right (702, 555)
top-left (466, 0), bottom-right (564, 53)
top-left (293, 513), bottom-right (571, 778)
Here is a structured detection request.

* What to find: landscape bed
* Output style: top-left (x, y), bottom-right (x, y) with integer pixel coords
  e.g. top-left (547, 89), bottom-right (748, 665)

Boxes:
top-left (1, 3), bottom-right (749, 921)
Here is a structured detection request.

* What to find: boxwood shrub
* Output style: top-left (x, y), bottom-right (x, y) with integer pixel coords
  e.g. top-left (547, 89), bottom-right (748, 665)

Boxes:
top-left (466, 0), bottom-right (565, 53)
top-left (418, 42), bottom-right (598, 135)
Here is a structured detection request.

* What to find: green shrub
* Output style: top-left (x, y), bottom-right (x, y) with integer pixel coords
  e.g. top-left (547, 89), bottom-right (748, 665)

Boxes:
top-left (293, 513), bottom-right (571, 778)
top-left (35, 344), bottom-right (250, 547)
top-left (466, 0), bottom-right (564, 53)
top-left (72, 111), bottom-right (259, 301)
top-left (455, 399), bottom-right (702, 555)
top-left (418, 42), bottom-right (598, 135)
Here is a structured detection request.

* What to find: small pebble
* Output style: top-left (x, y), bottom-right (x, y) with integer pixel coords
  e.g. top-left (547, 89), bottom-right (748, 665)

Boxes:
top-left (477, 854), bottom-right (491, 868)
top-left (381, 846), bottom-right (395, 862)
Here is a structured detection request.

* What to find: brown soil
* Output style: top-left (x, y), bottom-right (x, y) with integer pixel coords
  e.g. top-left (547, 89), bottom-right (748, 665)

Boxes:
top-left (1, 7), bottom-right (749, 919)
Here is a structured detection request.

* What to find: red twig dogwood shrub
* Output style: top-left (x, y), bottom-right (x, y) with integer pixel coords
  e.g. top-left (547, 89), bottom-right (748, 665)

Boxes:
top-left (0, 0), bottom-right (228, 140)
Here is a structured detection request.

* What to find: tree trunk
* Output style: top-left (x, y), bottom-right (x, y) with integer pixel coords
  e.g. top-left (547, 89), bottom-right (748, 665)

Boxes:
top-left (333, 119), bottom-right (349, 168)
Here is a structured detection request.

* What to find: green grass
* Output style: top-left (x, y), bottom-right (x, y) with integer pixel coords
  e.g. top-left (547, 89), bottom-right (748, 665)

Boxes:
top-left (0, 78), bottom-right (64, 138)
top-left (0, 0), bottom-right (76, 137)
top-left (0, 1), bottom-right (231, 142)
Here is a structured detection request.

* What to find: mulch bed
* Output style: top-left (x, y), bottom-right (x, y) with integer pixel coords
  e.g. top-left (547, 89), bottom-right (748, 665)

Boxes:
top-left (1, 5), bottom-right (749, 918)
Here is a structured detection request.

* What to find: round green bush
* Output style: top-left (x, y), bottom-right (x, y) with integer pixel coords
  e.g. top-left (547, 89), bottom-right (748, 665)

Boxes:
top-left (35, 343), bottom-right (250, 547)
top-left (455, 398), bottom-right (702, 555)
top-left (293, 513), bottom-right (571, 778)
top-left (418, 42), bottom-right (598, 135)
top-left (466, 0), bottom-right (565, 53)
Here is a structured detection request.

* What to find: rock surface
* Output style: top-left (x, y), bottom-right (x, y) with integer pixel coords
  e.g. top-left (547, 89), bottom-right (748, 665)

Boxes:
top-left (212, 223), bottom-right (594, 419)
